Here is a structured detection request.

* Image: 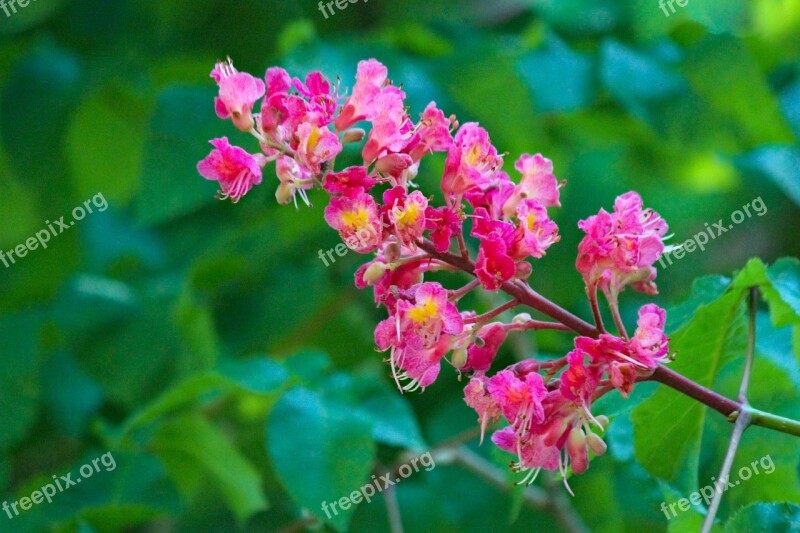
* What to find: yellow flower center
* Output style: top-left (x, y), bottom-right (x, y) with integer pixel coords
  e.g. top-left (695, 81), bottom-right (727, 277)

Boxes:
top-left (394, 203), bottom-right (420, 228)
top-left (306, 126), bottom-right (321, 150)
top-left (407, 298), bottom-right (439, 323)
top-left (341, 208), bottom-right (370, 229)
top-left (467, 144), bottom-right (483, 166)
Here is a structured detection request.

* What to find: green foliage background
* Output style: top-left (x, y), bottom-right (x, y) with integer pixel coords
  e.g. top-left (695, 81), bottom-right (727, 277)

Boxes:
top-left (0, 0), bottom-right (799, 531)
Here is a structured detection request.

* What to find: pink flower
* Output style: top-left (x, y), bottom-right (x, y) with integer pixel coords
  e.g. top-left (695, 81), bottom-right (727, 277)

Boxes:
top-left (502, 154), bottom-right (561, 216)
top-left (323, 166), bottom-right (377, 196)
top-left (296, 122), bottom-right (343, 175)
top-left (324, 191), bottom-right (383, 253)
top-left (197, 137), bottom-right (266, 203)
top-left (211, 60), bottom-right (265, 132)
top-left (487, 369), bottom-right (548, 431)
top-left (407, 102), bottom-right (455, 161)
top-left (475, 236), bottom-right (516, 291)
top-left (275, 155), bottom-right (313, 206)
top-left (424, 205), bottom-right (463, 253)
top-left (491, 426), bottom-right (561, 473)
top-left (362, 86), bottom-right (413, 164)
top-left (383, 187), bottom-right (428, 248)
top-left (576, 191), bottom-right (668, 297)
top-left (464, 375), bottom-right (502, 443)
top-left (292, 71), bottom-right (338, 127)
top-left (510, 199), bottom-right (560, 260)
top-left (395, 282), bottom-right (464, 350)
top-left (335, 59), bottom-right (389, 131)
top-left (375, 282), bottom-right (463, 391)
top-left (559, 349), bottom-right (601, 407)
top-left (356, 251), bottom-right (428, 307)
top-left (464, 171), bottom-right (515, 221)
top-left (464, 322), bottom-right (508, 373)
top-left (259, 67), bottom-right (295, 144)
top-left (472, 209), bottom-right (517, 290)
top-left (628, 304), bottom-right (669, 369)
top-left (442, 123), bottom-right (503, 202)
top-left (568, 304), bottom-right (669, 397)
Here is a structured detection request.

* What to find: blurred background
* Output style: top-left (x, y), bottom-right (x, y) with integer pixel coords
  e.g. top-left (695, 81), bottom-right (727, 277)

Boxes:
top-left (0, 0), bottom-right (798, 531)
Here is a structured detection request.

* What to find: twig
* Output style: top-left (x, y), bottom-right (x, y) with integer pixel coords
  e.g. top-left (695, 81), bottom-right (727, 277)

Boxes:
top-left (456, 233), bottom-right (470, 260)
top-left (543, 474), bottom-right (592, 533)
top-left (700, 288), bottom-right (757, 533)
top-left (275, 517), bottom-right (318, 533)
top-left (464, 299), bottom-right (519, 324)
top-left (608, 300), bottom-right (628, 340)
top-left (449, 279), bottom-right (481, 301)
top-left (418, 238), bottom-right (800, 438)
top-left (587, 284), bottom-right (606, 334)
top-left (451, 446), bottom-right (549, 508)
top-left (382, 475), bottom-right (405, 533)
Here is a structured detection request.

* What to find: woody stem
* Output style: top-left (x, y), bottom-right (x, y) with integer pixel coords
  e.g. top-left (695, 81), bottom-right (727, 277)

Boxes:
top-left (417, 239), bottom-right (800, 438)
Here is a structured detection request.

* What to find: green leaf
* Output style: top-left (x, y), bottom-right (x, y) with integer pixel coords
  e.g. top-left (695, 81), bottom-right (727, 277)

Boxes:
top-left (518, 32), bottom-right (594, 113)
top-left (1, 46), bottom-right (81, 201)
top-left (174, 288), bottom-right (220, 375)
top-left (0, 0), bottom-right (68, 34)
top-left (41, 352), bottom-right (104, 437)
top-left (666, 275), bottom-right (731, 332)
top-left (266, 387), bottom-right (376, 531)
top-left (724, 502), bottom-right (800, 532)
top-left (121, 357), bottom-right (289, 435)
top-left (53, 274), bottom-right (140, 334)
top-left (737, 146), bottom-right (800, 206)
top-left (600, 39), bottom-right (684, 114)
top-left (709, 358), bottom-right (800, 511)
top-left (632, 289), bottom-right (747, 489)
top-left (0, 313), bottom-right (41, 450)
top-left (349, 373), bottom-right (427, 450)
top-left (765, 257), bottom-right (800, 322)
top-left (434, 42), bottom-right (542, 157)
top-left (137, 85), bottom-right (226, 225)
top-left (152, 414), bottom-right (268, 523)
top-left (681, 35), bottom-right (795, 146)
top-left (66, 85), bottom-right (149, 206)
top-left (74, 303), bottom-right (182, 407)
top-left (282, 350), bottom-right (332, 384)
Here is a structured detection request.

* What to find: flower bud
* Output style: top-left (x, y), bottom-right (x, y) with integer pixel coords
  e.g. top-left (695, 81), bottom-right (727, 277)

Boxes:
top-left (451, 346), bottom-right (468, 369)
top-left (231, 111), bottom-right (256, 133)
top-left (512, 313), bottom-right (532, 324)
top-left (375, 153), bottom-right (413, 174)
top-left (275, 183), bottom-right (293, 205)
top-left (362, 261), bottom-right (389, 285)
top-left (566, 427), bottom-right (589, 474)
top-left (596, 415), bottom-right (610, 431)
top-left (341, 128), bottom-right (366, 144)
top-left (385, 242), bottom-right (402, 263)
top-left (514, 260), bottom-right (532, 280)
top-left (585, 433), bottom-right (607, 456)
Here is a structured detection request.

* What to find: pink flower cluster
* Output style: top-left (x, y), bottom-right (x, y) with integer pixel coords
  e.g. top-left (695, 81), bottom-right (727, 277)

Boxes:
top-left (198, 58), bottom-right (672, 488)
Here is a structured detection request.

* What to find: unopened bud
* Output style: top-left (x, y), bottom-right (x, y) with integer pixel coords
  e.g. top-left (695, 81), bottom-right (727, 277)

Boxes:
top-left (512, 313), bottom-right (532, 324)
top-left (515, 261), bottom-right (532, 280)
top-left (385, 242), bottom-right (402, 263)
top-left (275, 184), bottom-right (293, 205)
top-left (596, 415), bottom-right (610, 430)
top-left (472, 336), bottom-right (485, 348)
top-left (451, 347), bottom-right (468, 369)
top-left (341, 128), bottom-right (366, 144)
top-left (585, 433), bottom-right (607, 456)
top-left (375, 153), bottom-right (413, 174)
top-left (231, 111), bottom-right (255, 133)
top-left (363, 262), bottom-right (389, 285)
